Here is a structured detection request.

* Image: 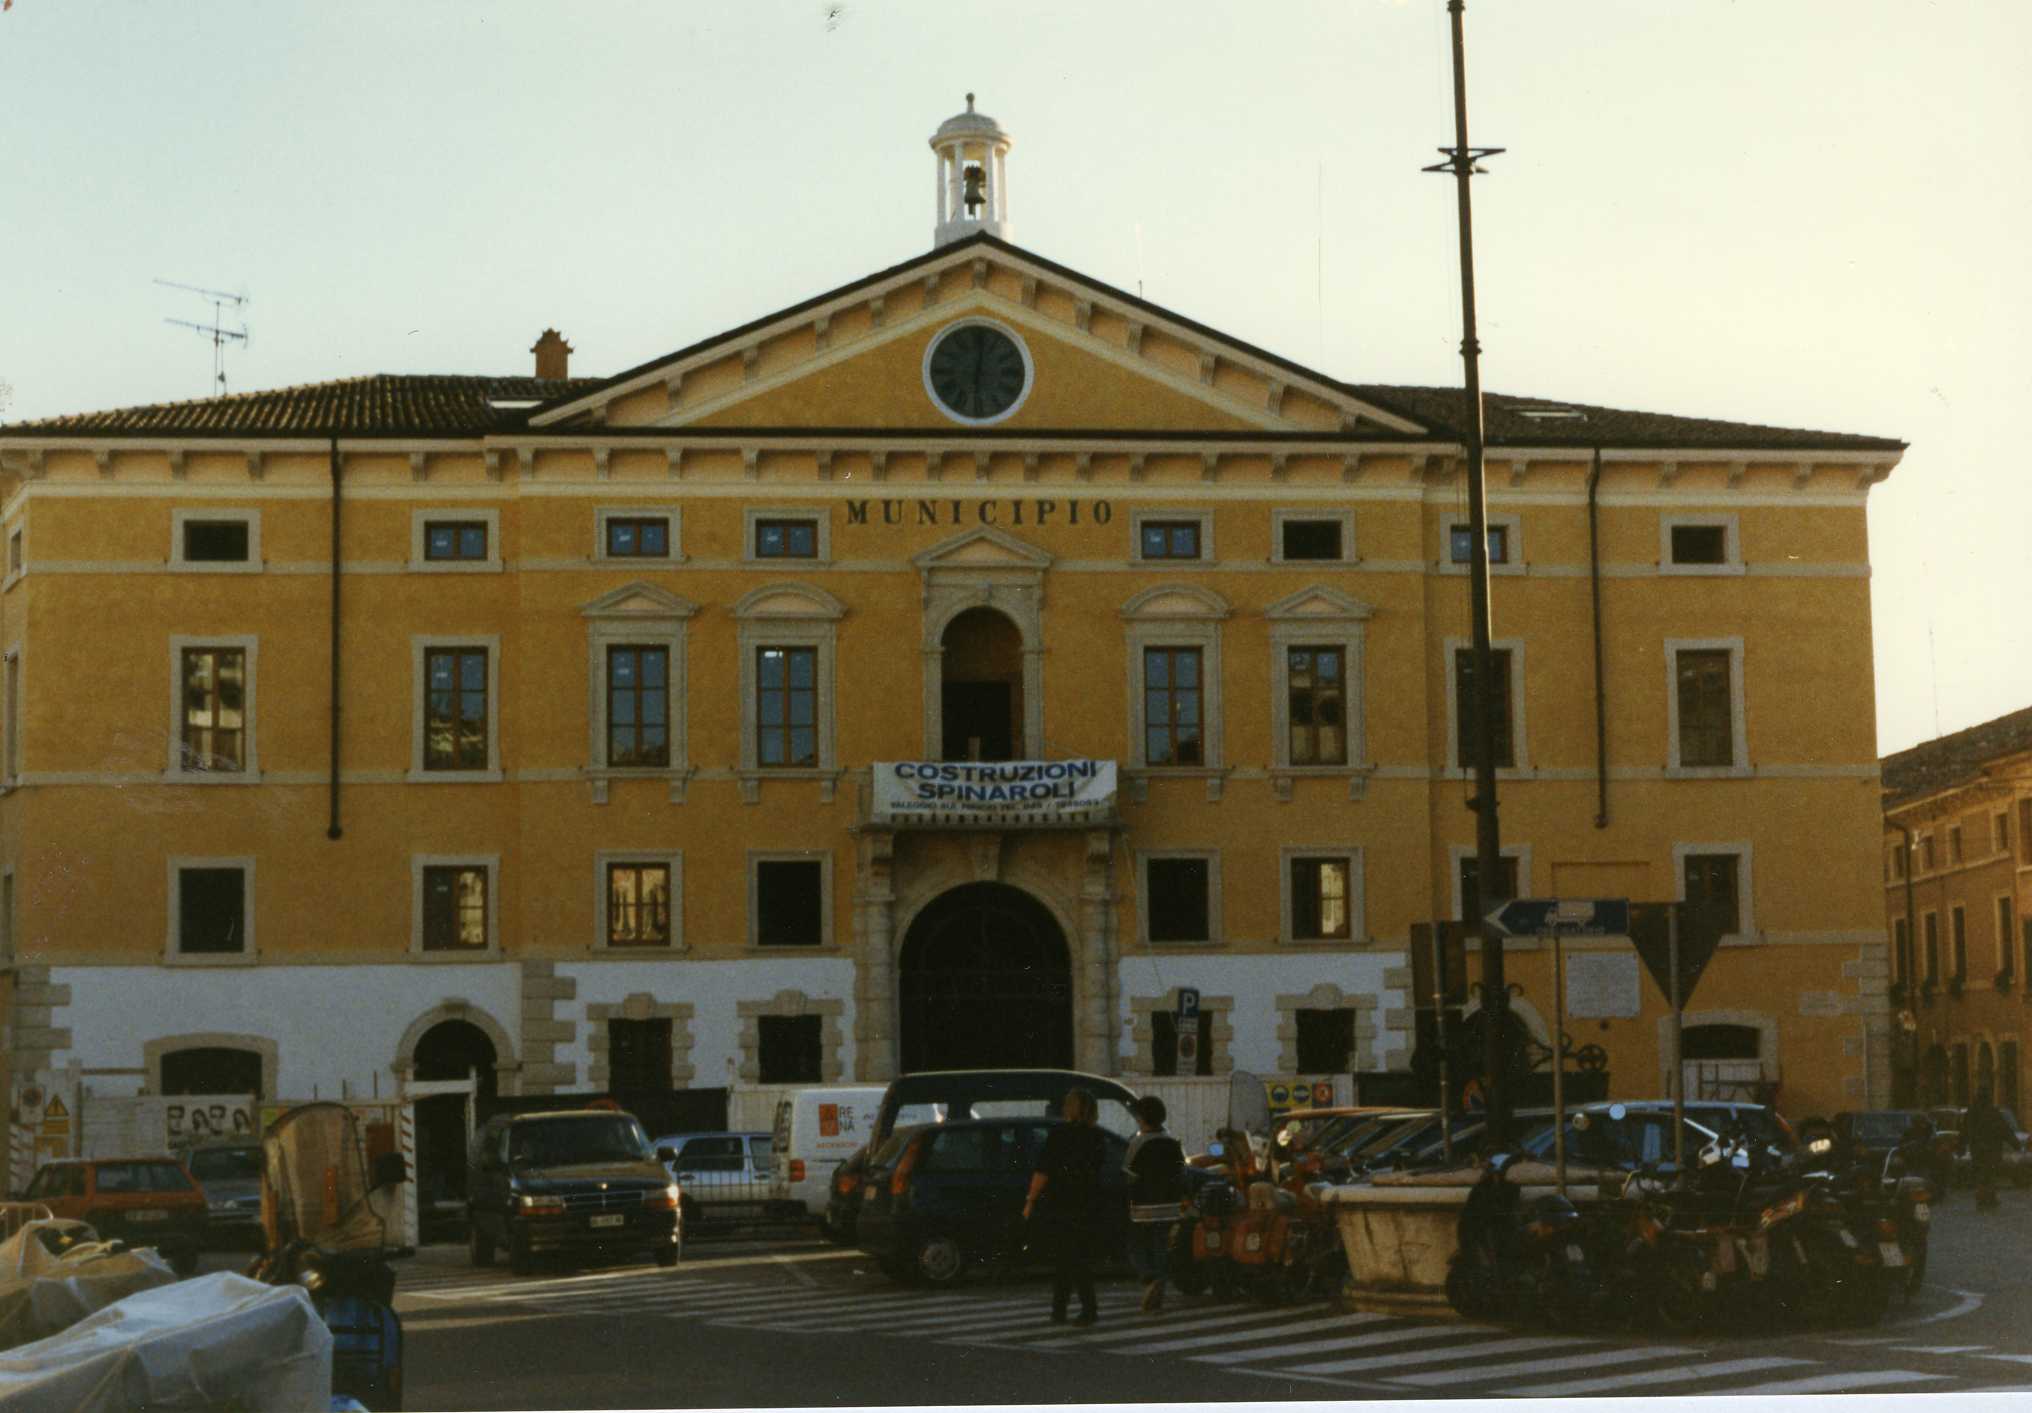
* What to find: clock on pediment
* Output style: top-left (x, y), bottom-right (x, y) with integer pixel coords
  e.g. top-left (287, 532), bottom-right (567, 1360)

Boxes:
top-left (923, 318), bottom-right (1033, 425)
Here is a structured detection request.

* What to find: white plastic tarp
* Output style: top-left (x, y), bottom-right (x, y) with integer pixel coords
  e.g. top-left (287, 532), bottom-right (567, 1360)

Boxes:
top-left (0, 1222), bottom-right (177, 1351)
top-left (0, 1272), bottom-right (330, 1411)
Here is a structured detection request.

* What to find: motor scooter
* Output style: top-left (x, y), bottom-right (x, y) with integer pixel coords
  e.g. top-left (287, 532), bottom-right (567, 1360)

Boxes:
top-left (1444, 1151), bottom-right (1595, 1329)
top-left (247, 1103), bottom-right (411, 1411)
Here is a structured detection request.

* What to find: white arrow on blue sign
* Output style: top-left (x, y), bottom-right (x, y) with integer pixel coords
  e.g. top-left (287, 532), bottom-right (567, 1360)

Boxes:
top-left (1484, 897), bottom-right (1632, 938)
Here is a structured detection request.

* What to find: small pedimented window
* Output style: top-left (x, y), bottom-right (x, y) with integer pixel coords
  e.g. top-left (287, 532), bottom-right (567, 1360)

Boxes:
top-left (736, 584), bottom-right (845, 795)
top-left (583, 584), bottom-right (698, 802)
top-left (1122, 586), bottom-right (1229, 779)
top-left (1266, 588), bottom-right (1373, 790)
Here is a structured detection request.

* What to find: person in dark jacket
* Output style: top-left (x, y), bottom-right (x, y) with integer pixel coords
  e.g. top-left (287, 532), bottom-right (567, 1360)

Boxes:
top-left (1965, 1085), bottom-right (2010, 1211)
top-left (1123, 1095), bottom-right (1186, 1313)
top-left (1023, 1087), bottom-right (1107, 1325)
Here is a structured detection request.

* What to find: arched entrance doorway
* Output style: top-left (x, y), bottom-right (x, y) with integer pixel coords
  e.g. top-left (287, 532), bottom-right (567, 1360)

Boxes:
top-left (412, 1020), bottom-right (498, 1238)
top-left (940, 608), bottom-right (1023, 761)
top-left (898, 883), bottom-right (1071, 1071)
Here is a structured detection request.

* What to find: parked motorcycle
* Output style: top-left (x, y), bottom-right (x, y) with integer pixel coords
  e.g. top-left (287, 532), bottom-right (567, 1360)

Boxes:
top-left (1444, 1152), bottom-right (1596, 1329)
top-left (248, 1103), bottom-right (410, 1411)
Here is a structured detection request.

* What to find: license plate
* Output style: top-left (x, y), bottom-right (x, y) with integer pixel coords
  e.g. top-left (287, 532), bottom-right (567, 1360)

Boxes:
top-left (1715, 1239), bottom-right (1736, 1274)
top-left (1566, 1244), bottom-right (1585, 1263)
top-left (1838, 1228), bottom-right (1859, 1248)
top-left (126, 1210), bottom-right (168, 1224)
top-left (862, 1187), bottom-right (877, 1202)
top-left (1914, 1203), bottom-right (1931, 1222)
top-left (589, 1213), bottom-right (625, 1229)
top-left (1879, 1242), bottom-right (1905, 1268)
top-left (1745, 1237), bottom-right (1770, 1279)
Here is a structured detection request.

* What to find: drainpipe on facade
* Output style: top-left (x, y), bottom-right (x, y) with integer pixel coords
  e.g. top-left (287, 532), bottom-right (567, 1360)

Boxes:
top-left (327, 435), bottom-right (343, 841)
top-left (1587, 447), bottom-right (1608, 829)
top-left (1900, 823), bottom-right (1918, 1104)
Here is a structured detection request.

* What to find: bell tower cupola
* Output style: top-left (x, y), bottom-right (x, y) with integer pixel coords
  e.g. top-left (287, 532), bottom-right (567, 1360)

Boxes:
top-left (931, 94), bottom-right (1012, 249)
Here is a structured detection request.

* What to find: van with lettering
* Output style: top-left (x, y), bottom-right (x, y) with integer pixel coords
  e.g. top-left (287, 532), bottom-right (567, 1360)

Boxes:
top-left (770, 1087), bottom-right (887, 1230)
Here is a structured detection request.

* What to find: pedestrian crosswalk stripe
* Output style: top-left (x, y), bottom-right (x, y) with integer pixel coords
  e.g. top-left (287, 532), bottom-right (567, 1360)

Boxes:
top-left (694, 1288), bottom-right (957, 1320)
top-left (1020, 1307), bottom-right (1303, 1349)
top-left (1512, 1356), bottom-right (1814, 1399)
top-left (736, 1294), bottom-right (1048, 1331)
top-left (1981, 1355), bottom-right (2032, 1366)
top-left (1720, 1370), bottom-right (1949, 1395)
top-left (1192, 1324), bottom-right (1474, 1367)
top-left (1388, 1344), bottom-right (1693, 1388)
top-left (1291, 1333), bottom-right (1574, 1377)
top-left (1100, 1312), bottom-right (1382, 1357)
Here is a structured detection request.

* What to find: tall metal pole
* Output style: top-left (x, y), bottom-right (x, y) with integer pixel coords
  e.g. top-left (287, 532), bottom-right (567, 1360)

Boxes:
top-left (1552, 927), bottom-right (1567, 1195)
top-left (1670, 906), bottom-right (1686, 1170)
top-left (1432, 0), bottom-right (1510, 1146)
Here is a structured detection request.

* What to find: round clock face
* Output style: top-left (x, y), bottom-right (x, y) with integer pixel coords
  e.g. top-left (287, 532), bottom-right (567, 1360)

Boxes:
top-left (925, 321), bottom-right (1031, 424)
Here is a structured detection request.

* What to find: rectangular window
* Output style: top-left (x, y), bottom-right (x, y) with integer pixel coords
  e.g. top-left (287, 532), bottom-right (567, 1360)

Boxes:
top-left (1289, 857), bottom-right (1352, 941)
top-left (6, 530), bottom-right (20, 576)
top-left (1143, 646), bottom-right (1204, 766)
top-left (423, 648), bottom-right (490, 771)
top-left (1674, 649), bottom-right (1734, 768)
top-left (1295, 1008), bottom-right (1356, 1074)
top-left (5, 652), bottom-right (19, 782)
top-left (604, 517), bottom-right (670, 559)
top-left (1286, 647), bottom-right (1346, 766)
top-left (423, 521), bottom-right (489, 562)
top-left (608, 1018), bottom-right (672, 1093)
top-left (1453, 648), bottom-right (1515, 769)
top-left (1893, 917), bottom-right (1911, 987)
top-left (1999, 897), bottom-right (2016, 977)
top-left (758, 1016), bottom-right (824, 1084)
top-left (606, 863), bottom-right (672, 948)
top-left (1139, 520), bottom-right (1202, 561)
top-left (1146, 857), bottom-right (1211, 943)
top-left (1924, 913), bottom-right (1940, 983)
top-left (754, 859), bottom-right (823, 947)
top-left (1, 873), bottom-right (12, 961)
top-left (421, 865), bottom-right (489, 952)
top-left (179, 647), bottom-right (246, 772)
top-left (1151, 1010), bottom-right (1213, 1077)
top-left (181, 519), bottom-right (251, 563)
top-left (1921, 835), bottom-right (1936, 872)
top-left (606, 646), bottom-right (670, 768)
top-left (754, 647), bottom-right (818, 768)
top-left (1280, 519), bottom-right (1343, 561)
top-left (754, 519), bottom-right (818, 559)
top-left (1668, 524), bottom-right (1728, 565)
top-left (2022, 802), bottom-right (2032, 864)
top-left (1891, 843), bottom-right (1906, 879)
top-left (1951, 905), bottom-right (1967, 981)
top-left (1683, 853), bottom-right (1742, 936)
top-left (176, 867), bottom-right (246, 956)
top-left (1449, 523), bottom-right (1508, 565)
top-left (1996, 810), bottom-right (2012, 856)
top-left (1458, 854), bottom-right (1520, 924)
top-left (1949, 826), bottom-right (1964, 865)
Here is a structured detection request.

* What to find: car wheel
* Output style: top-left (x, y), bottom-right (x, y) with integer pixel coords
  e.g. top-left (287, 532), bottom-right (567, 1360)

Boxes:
top-left (469, 1223), bottom-right (497, 1268)
top-left (508, 1229), bottom-right (536, 1276)
top-left (915, 1234), bottom-right (966, 1286)
top-left (654, 1241), bottom-right (681, 1269)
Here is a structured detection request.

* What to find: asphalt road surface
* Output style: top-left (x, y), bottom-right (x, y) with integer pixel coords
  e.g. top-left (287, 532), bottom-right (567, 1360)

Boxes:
top-left (394, 1188), bottom-right (2032, 1409)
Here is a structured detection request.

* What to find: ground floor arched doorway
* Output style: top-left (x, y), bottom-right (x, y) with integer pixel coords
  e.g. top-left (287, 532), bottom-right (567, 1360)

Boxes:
top-left (898, 882), bottom-right (1072, 1073)
top-left (412, 1019), bottom-right (498, 1239)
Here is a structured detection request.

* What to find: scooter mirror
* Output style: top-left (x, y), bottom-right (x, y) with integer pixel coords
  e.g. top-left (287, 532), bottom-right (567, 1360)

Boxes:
top-left (1608, 1104), bottom-right (1627, 1121)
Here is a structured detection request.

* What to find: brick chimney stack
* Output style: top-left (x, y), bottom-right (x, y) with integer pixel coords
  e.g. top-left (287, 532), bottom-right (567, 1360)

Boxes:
top-left (531, 329), bottom-right (573, 380)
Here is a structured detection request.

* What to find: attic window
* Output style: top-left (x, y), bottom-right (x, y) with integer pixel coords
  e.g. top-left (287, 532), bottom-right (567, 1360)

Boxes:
top-left (1514, 407), bottom-right (1585, 421)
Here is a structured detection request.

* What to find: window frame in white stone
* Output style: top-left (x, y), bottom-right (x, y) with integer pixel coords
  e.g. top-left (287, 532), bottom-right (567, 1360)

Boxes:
top-left (1265, 586), bottom-right (1372, 797)
top-left (1279, 845), bottom-right (1365, 946)
top-left (594, 506), bottom-right (684, 565)
top-left (742, 507), bottom-right (832, 567)
top-left (1270, 508), bottom-right (1356, 565)
top-left (1659, 512), bottom-right (1744, 576)
top-left (746, 850), bottom-right (835, 950)
top-left (169, 508), bottom-right (262, 574)
top-left (410, 854), bottom-right (501, 959)
top-left (1664, 636), bottom-right (1749, 777)
top-left (735, 585), bottom-right (845, 800)
top-left (409, 635), bottom-right (503, 783)
top-left (409, 508), bottom-right (503, 574)
top-left (1447, 843), bottom-right (1534, 924)
top-left (1441, 513), bottom-right (1523, 576)
top-left (1129, 507), bottom-right (1214, 565)
top-left (1671, 840), bottom-right (1757, 946)
top-left (1442, 635), bottom-right (1528, 778)
top-left (582, 584), bottom-right (696, 802)
top-left (1122, 585), bottom-right (1229, 790)
top-left (166, 856), bottom-right (257, 964)
top-left (166, 634), bottom-right (260, 783)
top-left (1135, 848), bottom-right (1222, 948)
top-left (594, 850), bottom-right (683, 953)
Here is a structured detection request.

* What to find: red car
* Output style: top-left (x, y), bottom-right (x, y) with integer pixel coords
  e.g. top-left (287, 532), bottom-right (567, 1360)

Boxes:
top-left (23, 1155), bottom-right (207, 1274)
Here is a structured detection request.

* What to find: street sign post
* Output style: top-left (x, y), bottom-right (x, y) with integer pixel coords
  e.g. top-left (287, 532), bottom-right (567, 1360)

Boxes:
top-left (1627, 901), bottom-right (1732, 1167)
top-left (1409, 922), bottom-right (1474, 1162)
top-left (1483, 897), bottom-right (1633, 1196)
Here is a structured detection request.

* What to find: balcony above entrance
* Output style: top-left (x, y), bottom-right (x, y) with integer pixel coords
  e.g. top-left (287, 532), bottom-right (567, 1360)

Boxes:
top-left (869, 758), bottom-right (1118, 830)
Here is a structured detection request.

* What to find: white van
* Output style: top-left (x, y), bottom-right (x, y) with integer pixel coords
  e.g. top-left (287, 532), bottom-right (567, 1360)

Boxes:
top-left (770, 1087), bottom-right (887, 1225)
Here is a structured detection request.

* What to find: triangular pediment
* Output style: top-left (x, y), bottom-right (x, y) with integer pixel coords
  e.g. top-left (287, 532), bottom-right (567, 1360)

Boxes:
top-left (913, 526), bottom-right (1053, 573)
top-left (531, 236), bottom-right (1427, 439)
top-left (1265, 586), bottom-right (1375, 622)
top-left (1121, 585), bottom-right (1232, 621)
top-left (581, 582), bottom-right (699, 619)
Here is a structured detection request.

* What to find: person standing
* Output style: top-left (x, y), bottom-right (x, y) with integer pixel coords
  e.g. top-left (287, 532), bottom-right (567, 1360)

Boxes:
top-left (1964, 1085), bottom-right (2009, 1211)
top-left (1123, 1095), bottom-right (1186, 1313)
top-left (1023, 1087), bottom-right (1107, 1325)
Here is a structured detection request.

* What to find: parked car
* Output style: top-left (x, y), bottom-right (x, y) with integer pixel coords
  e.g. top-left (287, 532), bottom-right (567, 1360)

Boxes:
top-left (1832, 1110), bottom-right (1952, 1187)
top-left (1930, 1105), bottom-right (2032, 1186)
top-left (823, 1143), bottom-right (873, 1246)
top-left (655, 1132), bottom-right (795, 1226)
top-left (856, 1117), bottom-right (1133, 1285)
top-left (770, 1087), bottom-right (886, 1227)
top-left (22, 1156), bottom-right (206, 1274)
top-left (466, 1109), bottom-right (682, 1274)
top-left (182, 1139), bottom-right (265, 1248)
top-left (870, 1069), bottom-right (1139, 1148)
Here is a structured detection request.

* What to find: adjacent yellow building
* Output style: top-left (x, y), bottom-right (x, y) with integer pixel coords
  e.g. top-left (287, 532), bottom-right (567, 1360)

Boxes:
top-left (0, 100), bottom-right (1904, 1191)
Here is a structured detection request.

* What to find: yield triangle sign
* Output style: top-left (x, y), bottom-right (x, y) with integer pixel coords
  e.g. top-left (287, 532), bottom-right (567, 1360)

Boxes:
top-left (1627, 901), bottom-right (1732, 1007)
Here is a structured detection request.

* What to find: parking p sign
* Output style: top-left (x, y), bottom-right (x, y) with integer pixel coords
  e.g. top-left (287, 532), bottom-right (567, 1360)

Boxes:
top-left (1176, 988), bottom-right (1200, 1022)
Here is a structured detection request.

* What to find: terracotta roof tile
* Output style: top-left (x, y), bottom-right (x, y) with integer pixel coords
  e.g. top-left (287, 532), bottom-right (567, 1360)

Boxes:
top-left (1, 374), bottom-right (600, 437)
top-left (1881, 705), bottom-right (2032, 808)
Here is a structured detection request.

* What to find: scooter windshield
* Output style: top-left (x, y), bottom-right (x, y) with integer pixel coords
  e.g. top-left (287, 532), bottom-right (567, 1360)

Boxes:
top-left (262, 1102), bottom-right (385, 1253)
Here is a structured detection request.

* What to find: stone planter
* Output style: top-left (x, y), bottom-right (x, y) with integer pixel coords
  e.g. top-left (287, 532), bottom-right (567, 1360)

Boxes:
top-left (1323, 1162), bottom-right (1617, 1317)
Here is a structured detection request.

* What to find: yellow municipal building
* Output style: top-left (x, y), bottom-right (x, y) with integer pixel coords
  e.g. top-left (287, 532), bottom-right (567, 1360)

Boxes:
top-left (0, 100), bottom-right (1904, 1185)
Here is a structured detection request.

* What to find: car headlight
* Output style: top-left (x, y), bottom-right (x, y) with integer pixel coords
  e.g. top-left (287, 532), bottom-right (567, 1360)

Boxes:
top-left (517, 1195), bottom-right (566, 1216)
top-left (644, 1185), bottom-right (681, 1213)
top-left (296, 1263), bottom-right (326, 1293)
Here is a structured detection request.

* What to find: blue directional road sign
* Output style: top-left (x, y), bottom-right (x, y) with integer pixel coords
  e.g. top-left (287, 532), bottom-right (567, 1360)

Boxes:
top-left (1485, 897), bottom-right (1632, 938)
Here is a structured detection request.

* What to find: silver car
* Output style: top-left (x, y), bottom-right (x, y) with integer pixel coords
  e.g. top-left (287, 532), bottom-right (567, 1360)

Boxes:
top-left (655, 1132), bottom-right (783, 1225)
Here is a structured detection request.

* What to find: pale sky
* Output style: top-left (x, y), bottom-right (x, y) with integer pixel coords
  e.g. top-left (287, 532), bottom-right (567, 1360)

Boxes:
top-left (3, 1), bottom-right (2025, 757)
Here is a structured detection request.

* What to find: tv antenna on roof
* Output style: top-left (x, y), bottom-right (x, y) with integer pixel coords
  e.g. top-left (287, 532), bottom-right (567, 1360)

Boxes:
top-left (155, 278), bottom-right (250, 396)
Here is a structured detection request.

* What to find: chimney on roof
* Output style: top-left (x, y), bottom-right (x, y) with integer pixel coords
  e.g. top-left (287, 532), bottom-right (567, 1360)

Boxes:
top-left (531, 329), bottom-right (572, 380)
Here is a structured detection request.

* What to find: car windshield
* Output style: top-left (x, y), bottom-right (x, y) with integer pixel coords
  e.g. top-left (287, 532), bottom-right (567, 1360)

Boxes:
top-left (95, 1162), bottom-right (194, 1193)
top-left (968, 1096), bottom-right (1139, 1139)
top-left (511, 1117), bottom-right (652, 1168)
top-left (1854, 1112), bottom-right (1919, 1144)
top-left (186, 1148), bottom-right (262, 1183)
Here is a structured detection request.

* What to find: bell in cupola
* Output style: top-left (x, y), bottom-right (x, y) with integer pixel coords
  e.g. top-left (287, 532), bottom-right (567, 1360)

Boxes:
top-left (930, 94), bottom-right (1013, 248)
